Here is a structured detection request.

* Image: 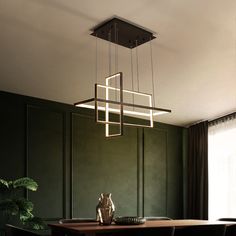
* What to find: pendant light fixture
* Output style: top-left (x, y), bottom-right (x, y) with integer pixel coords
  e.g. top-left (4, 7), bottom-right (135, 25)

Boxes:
top-left (74, 17), bottom-right (171, 137)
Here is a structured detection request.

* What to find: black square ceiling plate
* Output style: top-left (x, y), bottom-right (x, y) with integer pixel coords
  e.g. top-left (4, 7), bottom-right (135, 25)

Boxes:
top-left (91, 18), bottom-right (156, 49)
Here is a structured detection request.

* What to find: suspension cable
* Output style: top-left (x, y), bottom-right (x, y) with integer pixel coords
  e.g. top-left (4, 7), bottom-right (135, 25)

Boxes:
top-left (135, 40), bottom-right (140, 92)
top-left (95, 34), bottom-right (98, 85)
top-left (115, 23), bottom-right (118, 101)
top-left (150, 37), bottom-right (156, 107)
top-left (130, 48), bottom-right (134, 108)
top-left (108, 30), bottom-right (111, 76)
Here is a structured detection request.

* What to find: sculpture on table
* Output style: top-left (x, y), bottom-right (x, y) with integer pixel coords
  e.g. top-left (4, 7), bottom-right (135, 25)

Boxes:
top-left (96, 193), bottom-right (115, 225)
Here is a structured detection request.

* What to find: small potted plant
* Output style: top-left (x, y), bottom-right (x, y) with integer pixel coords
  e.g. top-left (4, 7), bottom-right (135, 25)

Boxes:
top-left (0, 177), bottom-right (46, 234)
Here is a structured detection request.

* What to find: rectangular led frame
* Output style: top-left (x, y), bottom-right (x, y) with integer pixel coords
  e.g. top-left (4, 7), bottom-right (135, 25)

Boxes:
top-left (74, 72), bottom-right (171, 137)
top-left (75, 97), bottom-right (171, 122)
top-left (96, 72), bottom-right (123, 137)
top-left (96, 84), bottom-right (154, 127)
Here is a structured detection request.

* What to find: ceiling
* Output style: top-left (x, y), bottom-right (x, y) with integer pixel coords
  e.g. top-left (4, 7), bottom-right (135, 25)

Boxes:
top-left (0, 0), bottom-right (235, 127)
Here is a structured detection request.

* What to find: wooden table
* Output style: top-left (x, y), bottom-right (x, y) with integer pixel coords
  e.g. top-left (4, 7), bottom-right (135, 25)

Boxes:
top-left (49, 219), bottom-right (234, 236)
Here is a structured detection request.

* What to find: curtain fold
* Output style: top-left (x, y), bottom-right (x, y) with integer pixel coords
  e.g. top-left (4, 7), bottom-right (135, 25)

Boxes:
top-left (208, 117), bottom-right (236, 220)
top-left (187, 121), bottom-right (208, 220)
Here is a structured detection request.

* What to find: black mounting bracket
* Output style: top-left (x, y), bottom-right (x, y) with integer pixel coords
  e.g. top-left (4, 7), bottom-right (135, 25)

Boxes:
top-left (91, 17), bottom-right (156, 49)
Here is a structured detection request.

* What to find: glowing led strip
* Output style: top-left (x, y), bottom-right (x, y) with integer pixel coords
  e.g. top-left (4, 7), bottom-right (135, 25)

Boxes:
top-left (77, 103), bottom-right (167, 116)
top-left (98, 83), bottom-right (154, 126)
top-left (105, 73), bottom-right (122, 137)
top-left (105, 75), bottom-right (110, 137)
top-left (74, 73), bottom-right (170, 137)
top-left (97, 84), bottom-right (152, 97)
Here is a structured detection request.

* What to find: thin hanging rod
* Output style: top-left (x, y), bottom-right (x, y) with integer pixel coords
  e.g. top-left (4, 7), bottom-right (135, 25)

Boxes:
top-left (115, 23), bottom-right (118, 101)
top-left (135, 40), bottom-right (140, 92)
top-left (149, 37), bottom-right (156, 107)
top-left (95, 34), bottom-right (98, 85)
top-left (186, 111), bottom-right (236, 128)
top-left (108, 30), bottom-right (112, 76)
top-left (115, 23), bottom-right (118, 73)
top-left (208, 112), bottom-right (236, 127)
top-left (130, 48), bottom-right (135, 109)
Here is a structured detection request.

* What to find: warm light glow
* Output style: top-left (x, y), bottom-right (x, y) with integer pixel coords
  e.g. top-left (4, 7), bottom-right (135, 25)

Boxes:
top-left (148, 93), bottom-right (153, 127)
top-left (105, 73), bottom-right (122, 137)
top-left (75, 77), bottom-right (170, 135)
top-left (105, 76), bottom-right (109, 137)
top-left (98, 83), bottom-right (153, 128)
top-left (153, 111), bottom-right (169, 116)
top-left (76, 103), bottom-right (168, 117)
top-left (105, 73), bottom-right (120, 80)
top-left (97, 84), bottom-right (152, 97)
top-left (74, 19), bottom-right (171, 137)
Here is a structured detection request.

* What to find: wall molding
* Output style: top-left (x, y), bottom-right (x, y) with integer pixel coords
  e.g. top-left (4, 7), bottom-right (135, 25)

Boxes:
top-left (26, 104), bottom-right (67, 220)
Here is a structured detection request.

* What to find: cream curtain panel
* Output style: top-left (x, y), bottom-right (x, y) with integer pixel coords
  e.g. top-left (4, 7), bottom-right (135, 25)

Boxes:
top-left (208, 117), bottom-right (236, 220)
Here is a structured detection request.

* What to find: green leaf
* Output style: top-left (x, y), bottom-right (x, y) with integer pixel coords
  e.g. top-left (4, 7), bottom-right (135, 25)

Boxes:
top-left (13, 177), bottom-right (38, 191)
top-left (0, 179), bottom-right (9, 188)
top-left (0, 199), bottom-right (19, 215)
top-left (15, 198), bottom-right (34, 213)
top-left (23, 217), bottom-right (46, 230)
top-left (14, 198), bottom-right (34, 221)
top-left (19, 210), bottom-right (34, 221)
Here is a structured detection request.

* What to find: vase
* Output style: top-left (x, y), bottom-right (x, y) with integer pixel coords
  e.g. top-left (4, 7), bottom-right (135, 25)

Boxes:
top-left (96, 193), bottom-right (115, 225)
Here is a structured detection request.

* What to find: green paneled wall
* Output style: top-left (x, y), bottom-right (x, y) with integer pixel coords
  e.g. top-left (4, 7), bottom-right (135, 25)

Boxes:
top-left (0, 91), bottom-right (185, 222)
top-left (27, 106), bottom-right (65, 219)
top-left (72, 113), bottom-right (138, 217)
top-left (143, 128), bottom-right (167, 217)
top-left (0, 95), bottom-right (25, 180)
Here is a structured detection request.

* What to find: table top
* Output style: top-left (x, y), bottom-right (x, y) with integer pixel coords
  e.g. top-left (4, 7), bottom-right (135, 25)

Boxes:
top-left (49, 219), bottom-right (235, 234)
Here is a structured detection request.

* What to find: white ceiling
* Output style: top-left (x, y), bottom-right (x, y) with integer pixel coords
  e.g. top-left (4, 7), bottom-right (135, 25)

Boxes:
top-left (0, 0), bottom-right (236, 127)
